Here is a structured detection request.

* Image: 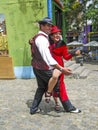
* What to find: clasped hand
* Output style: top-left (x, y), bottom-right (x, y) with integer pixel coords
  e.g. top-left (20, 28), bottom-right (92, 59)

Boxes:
top-left (62, 67), bottom-right (72, 75)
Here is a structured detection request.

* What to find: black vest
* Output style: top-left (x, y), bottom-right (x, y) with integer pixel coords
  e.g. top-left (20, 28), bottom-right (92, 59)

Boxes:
top-left (29, 34), bottom-right (49, 70)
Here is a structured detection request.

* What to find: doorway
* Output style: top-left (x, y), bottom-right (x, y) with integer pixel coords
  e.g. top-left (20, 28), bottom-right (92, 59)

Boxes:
top-left (52, 1), bottom-right (66, 41)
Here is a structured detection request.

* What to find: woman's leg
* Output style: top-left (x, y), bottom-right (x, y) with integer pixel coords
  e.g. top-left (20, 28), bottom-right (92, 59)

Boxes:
top-left (45, 69), bottom-right (61, 103)
top-left (59, 74), bottom-right (81, 113)
top-left (53, 96), bottom-right (60, 111)
top-left (48, 69), bottom-right (61, 93)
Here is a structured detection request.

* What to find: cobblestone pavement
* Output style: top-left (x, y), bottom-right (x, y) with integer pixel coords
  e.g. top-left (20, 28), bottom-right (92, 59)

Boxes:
top-left (0, 62), bottom-right (98, 130)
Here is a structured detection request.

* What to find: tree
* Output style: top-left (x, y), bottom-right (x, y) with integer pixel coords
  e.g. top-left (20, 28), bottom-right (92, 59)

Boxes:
top-left (63, 0), bottom-right (83, 32)
top-left (63, 0), bottom-right (98, 32)
top-left (86, 0), bottom-right (98, 31)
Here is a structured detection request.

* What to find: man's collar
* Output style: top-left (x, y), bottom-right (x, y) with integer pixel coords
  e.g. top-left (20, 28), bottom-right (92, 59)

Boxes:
top-left (38, 31), bottom-right (48, 37)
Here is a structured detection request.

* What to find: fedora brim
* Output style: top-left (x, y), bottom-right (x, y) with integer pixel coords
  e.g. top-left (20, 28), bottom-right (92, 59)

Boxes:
top-left (38, 21), bottom-right (53, 25)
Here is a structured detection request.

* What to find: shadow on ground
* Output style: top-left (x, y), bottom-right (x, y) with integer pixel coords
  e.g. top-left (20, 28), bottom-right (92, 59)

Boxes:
top-left (26, 99), bottom-right (64, 117)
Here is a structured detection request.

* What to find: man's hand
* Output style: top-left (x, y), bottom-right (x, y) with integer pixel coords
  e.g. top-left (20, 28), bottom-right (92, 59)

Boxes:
top-left (62, 67), bottom-right (72, 75)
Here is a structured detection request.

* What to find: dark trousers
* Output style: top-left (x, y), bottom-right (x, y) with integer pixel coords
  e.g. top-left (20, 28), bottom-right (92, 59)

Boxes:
top-left (31, 68), bottom-right (74, 113)
top-left (30, 68), bottom-right (53, 111)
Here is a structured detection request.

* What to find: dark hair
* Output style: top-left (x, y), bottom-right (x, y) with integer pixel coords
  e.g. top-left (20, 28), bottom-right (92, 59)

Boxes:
top-left (49, 35), bottom-right (54, 45)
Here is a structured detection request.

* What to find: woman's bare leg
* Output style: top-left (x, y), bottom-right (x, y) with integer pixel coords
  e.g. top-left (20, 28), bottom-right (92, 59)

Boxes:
top-left (45, 69), bottom-right (61, 103)
top-left (48, 69), bottom-right (61, 93)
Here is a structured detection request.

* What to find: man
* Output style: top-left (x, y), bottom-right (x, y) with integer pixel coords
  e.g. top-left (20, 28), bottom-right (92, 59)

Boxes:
top-left (29, 17), bottom-right (76, 114)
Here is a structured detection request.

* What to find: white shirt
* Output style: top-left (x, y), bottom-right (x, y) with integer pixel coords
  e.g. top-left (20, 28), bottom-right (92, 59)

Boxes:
top-left (35, 31), bottom-right (58, 69)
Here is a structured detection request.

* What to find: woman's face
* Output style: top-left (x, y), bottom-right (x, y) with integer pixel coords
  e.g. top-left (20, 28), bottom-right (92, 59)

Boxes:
top-left (51, 32), bottom-right (61, 42)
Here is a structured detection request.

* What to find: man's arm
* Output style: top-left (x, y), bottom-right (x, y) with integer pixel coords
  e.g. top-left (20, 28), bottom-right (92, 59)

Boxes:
top-left (36, 36), bottom-right (72, 75)
top-left (53, 64), bottom-right (72, 75)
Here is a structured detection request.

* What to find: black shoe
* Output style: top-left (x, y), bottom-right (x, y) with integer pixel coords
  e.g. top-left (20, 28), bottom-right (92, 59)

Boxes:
top-left (30, 108), bottom-right (42, 115)
top-left (68, 107), bottom-right (81, 113)
top-left (70, 108), bottom-right (81, 113)
top-left (61, 100), bottom-right (81, 113)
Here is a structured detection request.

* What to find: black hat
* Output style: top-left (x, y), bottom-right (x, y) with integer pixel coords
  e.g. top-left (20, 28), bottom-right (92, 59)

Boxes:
top-left (38, 17), bottom-right (53, 25)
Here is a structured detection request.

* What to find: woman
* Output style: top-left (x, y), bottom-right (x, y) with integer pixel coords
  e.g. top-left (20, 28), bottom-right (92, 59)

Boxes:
top-left (45, 26), bottom-right (81, 113)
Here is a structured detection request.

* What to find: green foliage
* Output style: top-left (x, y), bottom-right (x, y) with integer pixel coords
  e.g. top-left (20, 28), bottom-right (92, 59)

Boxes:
top-left (86, 0), bottom-right (98, 31)
top-left (63, 0), bottom-right (98, 32)
top-left (63, 0), bottom-right (82, 32)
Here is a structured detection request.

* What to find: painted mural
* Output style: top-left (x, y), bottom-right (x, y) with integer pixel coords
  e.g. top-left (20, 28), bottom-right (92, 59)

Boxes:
top-left (0, 14), bottom-right (8, 56)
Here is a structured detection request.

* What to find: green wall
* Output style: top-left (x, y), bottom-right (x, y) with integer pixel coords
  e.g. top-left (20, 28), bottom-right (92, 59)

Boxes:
top-left (0, 0), bottom-right (47, 66)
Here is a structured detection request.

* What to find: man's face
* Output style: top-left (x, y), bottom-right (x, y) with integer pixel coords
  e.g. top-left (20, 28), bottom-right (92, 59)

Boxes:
top-left (40, 23), bottom-right (52, 35)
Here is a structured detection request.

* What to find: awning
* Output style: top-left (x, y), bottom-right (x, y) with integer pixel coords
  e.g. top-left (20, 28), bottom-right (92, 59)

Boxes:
top-left (83, 41), bottom-right (98, 47)
top-left (67, 41), bottom-right (83, 46)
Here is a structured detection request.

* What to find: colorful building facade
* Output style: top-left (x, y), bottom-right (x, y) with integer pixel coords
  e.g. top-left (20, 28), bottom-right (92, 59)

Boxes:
top-left (0, 0), bottom-right (65, 78)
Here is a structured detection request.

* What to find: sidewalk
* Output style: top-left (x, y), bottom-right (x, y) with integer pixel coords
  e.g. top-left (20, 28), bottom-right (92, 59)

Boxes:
top-left (0, 62), bottom-right (98, 130)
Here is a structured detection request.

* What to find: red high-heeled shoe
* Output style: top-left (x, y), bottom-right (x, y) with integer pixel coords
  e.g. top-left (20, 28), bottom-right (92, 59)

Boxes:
top-left (45, 92), bottom-right (52, 103)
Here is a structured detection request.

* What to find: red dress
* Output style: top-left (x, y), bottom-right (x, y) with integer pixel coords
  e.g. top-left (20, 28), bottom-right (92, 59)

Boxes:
top-left (50, 40), bottom-right (73, 101)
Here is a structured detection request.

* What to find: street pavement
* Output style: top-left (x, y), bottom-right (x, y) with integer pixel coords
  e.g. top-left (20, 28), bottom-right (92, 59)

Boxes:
top-left (0, 62), bottom-right (98, 130)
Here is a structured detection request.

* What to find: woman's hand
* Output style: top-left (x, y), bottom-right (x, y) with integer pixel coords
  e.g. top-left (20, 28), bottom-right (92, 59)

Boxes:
top-left (62, 67), bottom-right (72, 75)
